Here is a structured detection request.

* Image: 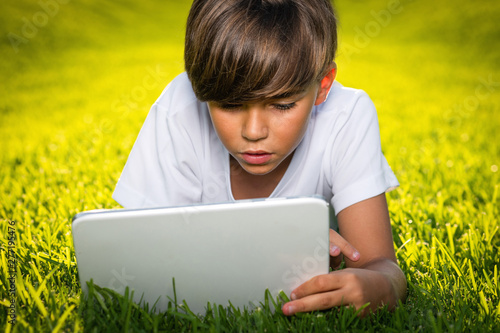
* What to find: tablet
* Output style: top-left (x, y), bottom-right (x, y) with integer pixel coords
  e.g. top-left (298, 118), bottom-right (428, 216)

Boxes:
top-left (72, 196), bottom-right (330, 314)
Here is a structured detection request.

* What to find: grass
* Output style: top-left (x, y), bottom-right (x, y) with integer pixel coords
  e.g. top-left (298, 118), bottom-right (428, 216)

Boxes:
top-left (1, 0), bottom-right (499, 331)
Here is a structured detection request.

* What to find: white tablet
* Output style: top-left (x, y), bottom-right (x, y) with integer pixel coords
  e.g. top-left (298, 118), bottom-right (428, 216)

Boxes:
top-left (72, 196), bottom-right (330, 314)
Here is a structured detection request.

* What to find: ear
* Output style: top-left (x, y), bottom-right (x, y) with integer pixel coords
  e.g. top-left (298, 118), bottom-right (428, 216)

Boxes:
top-left (314, 64), bottom-right (337, 106)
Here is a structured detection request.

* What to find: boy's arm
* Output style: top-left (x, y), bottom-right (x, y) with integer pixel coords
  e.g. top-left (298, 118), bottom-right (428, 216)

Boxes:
top-left (282, 193), bottom-right (407, 316)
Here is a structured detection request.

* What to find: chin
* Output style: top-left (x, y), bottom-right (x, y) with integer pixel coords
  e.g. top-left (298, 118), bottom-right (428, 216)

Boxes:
top-left (240, 164), bottom-right (276, 176)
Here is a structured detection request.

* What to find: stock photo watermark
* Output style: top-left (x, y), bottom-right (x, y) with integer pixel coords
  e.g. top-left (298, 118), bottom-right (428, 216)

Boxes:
top-left (5, 220), bottom-right (18, 326)
top-left (341, 0), bottom-right (414, 63)
top-left (250, 236), bottom-right (330, 309)
top-left (443, 74), bottom-right (500, 128)
top-left (7, 0), bottom-right (72, 53)
top-left (281, 236), bottom-right (329, 287)
top-left (403, 74), bottom-right (499, 167)
top-left (71, 64), bottom-right (169, 159)
top-left (111, 64), bottom-right (169, 115)
top-left (108, 267), bottom-right (136, 294)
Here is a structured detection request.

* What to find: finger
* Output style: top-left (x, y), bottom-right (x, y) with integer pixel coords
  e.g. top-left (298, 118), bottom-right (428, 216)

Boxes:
top-left (290, 272), bottom-right (343, 302)
top-left (282, 291), bottom-right (345, 316)
top-left (329, 229), bottom-right (360, 262)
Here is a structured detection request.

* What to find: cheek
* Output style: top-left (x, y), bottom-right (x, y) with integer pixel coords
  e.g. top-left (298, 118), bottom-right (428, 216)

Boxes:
top-left (280, 110), bottom-right (312, 143)
top-left (210, 112), bottom-right (238, 145)
top-left (271, 116), bottom-right (308, 152)
top-left (293, 116), bottom-right (311, 143)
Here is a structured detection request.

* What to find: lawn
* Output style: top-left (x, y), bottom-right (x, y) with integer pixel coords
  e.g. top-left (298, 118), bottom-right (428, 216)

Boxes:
top-left (1, 0), bottom-right (499, 331)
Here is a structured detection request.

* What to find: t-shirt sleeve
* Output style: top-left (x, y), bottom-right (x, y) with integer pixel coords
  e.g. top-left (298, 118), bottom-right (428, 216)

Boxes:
top-left (328, 91), bottom-right (399, 215)
top-left (112, 84), bottom-right (203, 208)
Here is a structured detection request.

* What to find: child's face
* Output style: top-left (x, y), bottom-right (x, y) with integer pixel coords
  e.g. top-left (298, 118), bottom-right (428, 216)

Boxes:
top-left (207, 83), bottom-right (325, 176)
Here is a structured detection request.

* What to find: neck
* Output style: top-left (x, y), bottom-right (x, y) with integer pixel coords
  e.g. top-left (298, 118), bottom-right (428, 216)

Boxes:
top-left (230, 153), bottom-right (293, 200)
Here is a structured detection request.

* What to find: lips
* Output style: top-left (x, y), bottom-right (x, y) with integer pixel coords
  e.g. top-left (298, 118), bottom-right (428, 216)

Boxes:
top-left (240, 151), bottom-right (272, 165)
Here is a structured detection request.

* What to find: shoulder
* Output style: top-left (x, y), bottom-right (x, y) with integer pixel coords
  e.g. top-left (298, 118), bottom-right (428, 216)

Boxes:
top-left (154, 72), bottom-right (202, 117)
top-left (151, 72), bottom-right (211, 134)
top-left (315, 81), bottom-right (375, 121)
top-left (310, 81), bottom-right (377, 142)
top-left (152, 73), bottom-right (215, 158)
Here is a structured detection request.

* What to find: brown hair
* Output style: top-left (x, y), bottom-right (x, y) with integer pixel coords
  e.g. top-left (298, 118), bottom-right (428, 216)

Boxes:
top-left (185, 0), bottom-right (337, 103)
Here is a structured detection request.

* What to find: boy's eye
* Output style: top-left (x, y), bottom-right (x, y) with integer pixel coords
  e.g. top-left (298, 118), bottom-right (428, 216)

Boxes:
top-left (272, 102), bottom-right (296, 111)
top-left (215, 101), bottom-right (296, 111)
top-left (219, 103), bottom-right (243, 110)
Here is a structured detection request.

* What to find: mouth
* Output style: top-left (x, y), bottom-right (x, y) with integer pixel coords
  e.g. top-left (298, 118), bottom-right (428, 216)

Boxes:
top-left (240, 151), bottom-right (272, 165)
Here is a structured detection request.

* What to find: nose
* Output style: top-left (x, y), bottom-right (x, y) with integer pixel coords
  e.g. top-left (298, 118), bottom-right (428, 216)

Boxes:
top-left (242, 108), bottom-right (268, 141)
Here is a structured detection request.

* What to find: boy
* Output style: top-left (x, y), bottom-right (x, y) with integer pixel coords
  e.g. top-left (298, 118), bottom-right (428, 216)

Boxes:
top-left (113, 0), bottom-right (407, 316)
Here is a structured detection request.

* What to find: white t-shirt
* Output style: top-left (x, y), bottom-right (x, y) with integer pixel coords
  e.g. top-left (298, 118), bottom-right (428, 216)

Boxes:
top-left (113, 72), bottom-right (398, 215)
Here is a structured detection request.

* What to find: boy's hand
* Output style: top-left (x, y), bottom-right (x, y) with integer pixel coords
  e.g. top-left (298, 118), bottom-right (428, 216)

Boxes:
top-left (280, 228), bottom-right (368, 316)
top-left (281, 194), bottom-right (407, 316)
top-left (280, 228), bottom-right (378, 316)
top-left (281, 260), bottom-right (399, 316)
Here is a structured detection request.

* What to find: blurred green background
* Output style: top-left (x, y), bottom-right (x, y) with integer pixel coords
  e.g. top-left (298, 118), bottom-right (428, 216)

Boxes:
top-left (1, 0), bottom-right (499, 331)
top-left (1, 0), bottom-right (498, 213)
